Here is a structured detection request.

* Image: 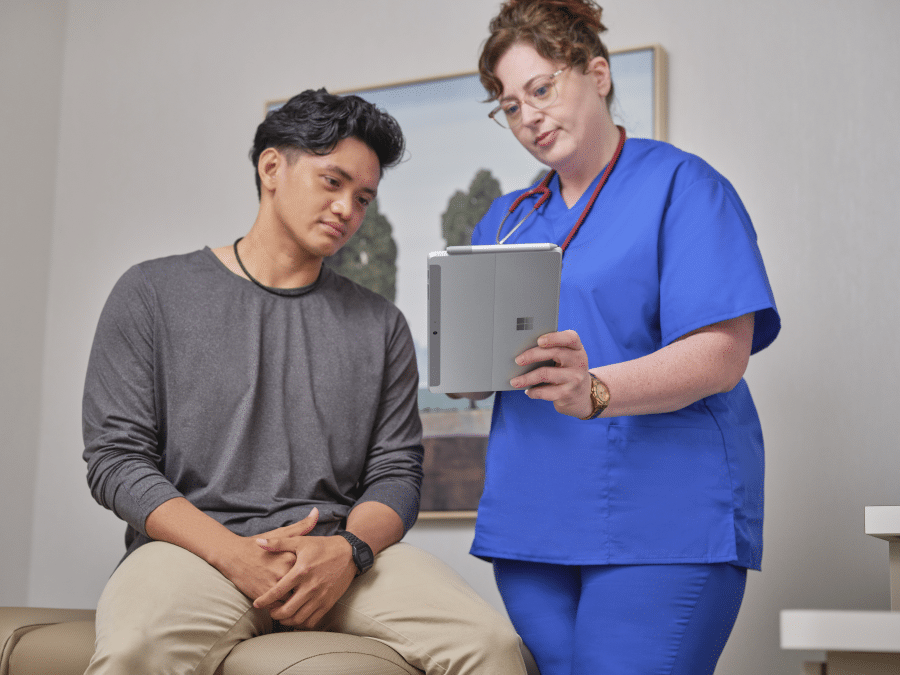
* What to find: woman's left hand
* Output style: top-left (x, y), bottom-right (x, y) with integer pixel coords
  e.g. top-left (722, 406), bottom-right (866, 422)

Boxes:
top-left (510, 330), bottom-right (593, 418)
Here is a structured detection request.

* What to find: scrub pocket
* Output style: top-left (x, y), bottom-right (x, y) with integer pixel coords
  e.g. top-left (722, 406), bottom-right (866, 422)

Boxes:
top-left (605, 422), bottom-right (736, 563)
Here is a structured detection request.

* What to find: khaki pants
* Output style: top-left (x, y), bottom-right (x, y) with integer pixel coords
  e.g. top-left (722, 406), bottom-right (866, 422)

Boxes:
top-left (85, 541), bottom-right (526, 675)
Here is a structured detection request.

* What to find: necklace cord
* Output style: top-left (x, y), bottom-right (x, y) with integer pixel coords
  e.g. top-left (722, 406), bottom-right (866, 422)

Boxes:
top-left (232, 237), bottom-right (309, 297)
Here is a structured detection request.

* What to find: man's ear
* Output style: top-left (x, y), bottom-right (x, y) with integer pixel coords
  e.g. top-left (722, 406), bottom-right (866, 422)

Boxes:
top-left (258, 147), bottom-right (281, 195)
top-left (587, 56), bottom-right (612, 100)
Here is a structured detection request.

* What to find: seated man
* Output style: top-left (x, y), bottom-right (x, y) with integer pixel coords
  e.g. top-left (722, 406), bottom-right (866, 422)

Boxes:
top-left (82, 88), bottom-right (526, 675)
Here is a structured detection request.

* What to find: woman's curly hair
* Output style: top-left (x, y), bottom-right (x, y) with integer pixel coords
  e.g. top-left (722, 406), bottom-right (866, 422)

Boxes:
top-left (479, 0), bottom-right (613, 106)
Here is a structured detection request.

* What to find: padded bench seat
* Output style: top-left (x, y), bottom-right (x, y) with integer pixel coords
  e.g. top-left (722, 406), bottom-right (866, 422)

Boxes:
top-left (0, 607), bottom-right (423, 675)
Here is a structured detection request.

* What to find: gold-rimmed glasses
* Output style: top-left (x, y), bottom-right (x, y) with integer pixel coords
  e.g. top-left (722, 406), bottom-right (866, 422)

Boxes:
top-left (488, 68), bottom-right (567, 129)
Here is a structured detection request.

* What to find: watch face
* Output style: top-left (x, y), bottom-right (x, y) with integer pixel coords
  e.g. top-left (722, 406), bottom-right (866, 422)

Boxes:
top-left (588, 377), bottom-right (610, 418)
top-left (357, 546), bottom-right (375, 571)
top-left (339, 531), bottom-right (374, 574)
top-left (597, 382), bottom-right (610, 405)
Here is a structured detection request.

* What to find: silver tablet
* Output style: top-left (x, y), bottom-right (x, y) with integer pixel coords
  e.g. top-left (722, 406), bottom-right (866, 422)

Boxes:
top-left (427, 243), bottom-right (562, 393)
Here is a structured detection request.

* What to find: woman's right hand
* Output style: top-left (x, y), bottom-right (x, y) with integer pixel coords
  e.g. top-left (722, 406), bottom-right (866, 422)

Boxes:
top-left (510, 330), bottom-right (595, 418)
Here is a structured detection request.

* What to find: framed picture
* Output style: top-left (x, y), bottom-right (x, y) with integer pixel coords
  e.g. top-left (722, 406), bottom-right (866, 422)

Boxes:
top-left (268, 45), bottom-right (667, 518)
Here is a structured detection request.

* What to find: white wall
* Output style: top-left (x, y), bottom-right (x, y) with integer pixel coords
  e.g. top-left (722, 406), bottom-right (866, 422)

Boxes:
top-left (3, 1), bottom-right (899, 674)
top-left (0, 0), bottom-right (67, 606)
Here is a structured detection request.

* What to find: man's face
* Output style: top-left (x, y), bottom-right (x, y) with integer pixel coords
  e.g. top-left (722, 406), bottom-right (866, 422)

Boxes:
top-left (268, 136), bottom-right (381, 261)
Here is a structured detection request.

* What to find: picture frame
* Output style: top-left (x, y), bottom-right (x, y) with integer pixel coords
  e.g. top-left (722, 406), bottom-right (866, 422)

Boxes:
top-left (267, 45), bottom-right (667, 519)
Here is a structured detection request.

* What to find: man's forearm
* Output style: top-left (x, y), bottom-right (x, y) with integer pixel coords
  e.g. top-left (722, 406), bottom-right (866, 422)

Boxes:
top-left (345, 501), bottom-right (404, 556)
top-left (144, 496), bottom-right (242, 568)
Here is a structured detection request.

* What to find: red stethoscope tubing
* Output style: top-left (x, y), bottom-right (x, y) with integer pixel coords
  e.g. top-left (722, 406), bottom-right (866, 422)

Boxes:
top-left (495, 125), bottom-right (627, 253)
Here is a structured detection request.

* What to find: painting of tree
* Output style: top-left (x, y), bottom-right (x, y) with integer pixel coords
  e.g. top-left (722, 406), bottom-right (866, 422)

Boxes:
top-left (441, 169), bottom-right (502, 247)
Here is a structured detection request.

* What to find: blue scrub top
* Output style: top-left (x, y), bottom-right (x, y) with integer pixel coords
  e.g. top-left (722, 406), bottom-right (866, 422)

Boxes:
top-left (469, 138), bottom-right (780, 570)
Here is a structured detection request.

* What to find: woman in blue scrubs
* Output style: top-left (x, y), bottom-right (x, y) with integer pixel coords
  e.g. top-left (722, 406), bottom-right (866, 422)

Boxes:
top-left (463, 1), bottom-right (781, 673)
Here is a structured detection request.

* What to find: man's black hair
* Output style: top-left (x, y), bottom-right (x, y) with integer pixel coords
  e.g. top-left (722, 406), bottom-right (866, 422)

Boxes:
top-left (250, 88), bottom-right (405, 198)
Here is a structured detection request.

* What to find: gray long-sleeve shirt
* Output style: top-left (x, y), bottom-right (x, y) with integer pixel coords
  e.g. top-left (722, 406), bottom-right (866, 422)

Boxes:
top-left (83, 248), bottom-right (423, 557)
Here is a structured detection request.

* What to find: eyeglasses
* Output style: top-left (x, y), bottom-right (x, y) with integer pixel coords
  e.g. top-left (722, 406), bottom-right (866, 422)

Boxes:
top-left (488, 68), bottom-right (566, 129)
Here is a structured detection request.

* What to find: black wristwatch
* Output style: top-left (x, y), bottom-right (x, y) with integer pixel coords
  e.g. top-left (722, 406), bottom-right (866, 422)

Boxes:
top-left (337, 531), bottom-right (374, 576)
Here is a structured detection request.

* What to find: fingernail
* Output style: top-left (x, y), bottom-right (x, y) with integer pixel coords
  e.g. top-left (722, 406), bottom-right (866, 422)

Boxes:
top-left (256, 538), bottom-right (268, 545)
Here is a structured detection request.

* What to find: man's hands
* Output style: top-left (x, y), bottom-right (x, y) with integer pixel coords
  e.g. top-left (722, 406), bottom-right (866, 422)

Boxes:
top-left (251, 509), bottom-right (357, 629)
top-left (145, 497), bottom-right (401, 631)
top-left (210, 509), bottom-right (319, 614)
top-left (510, 329), bottom-right (594, 418)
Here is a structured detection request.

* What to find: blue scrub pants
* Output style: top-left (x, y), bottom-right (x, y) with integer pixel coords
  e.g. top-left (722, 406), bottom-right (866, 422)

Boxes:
top-left (493, 560), bottom-right (746, 675)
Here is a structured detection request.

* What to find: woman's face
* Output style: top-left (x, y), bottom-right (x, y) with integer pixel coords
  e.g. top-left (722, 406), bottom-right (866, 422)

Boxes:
top-left (494, 42), bottom-right (611, 174)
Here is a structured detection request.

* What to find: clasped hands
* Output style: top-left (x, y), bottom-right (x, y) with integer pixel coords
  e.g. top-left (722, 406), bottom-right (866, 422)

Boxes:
top-left (231, 507), bottom-right (356, 629)
top-left (509, 329), bottom-right (595, 419)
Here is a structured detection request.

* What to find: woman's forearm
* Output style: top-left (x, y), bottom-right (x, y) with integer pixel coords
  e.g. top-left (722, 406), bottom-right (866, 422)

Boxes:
top-left (594, 313), bottom-right (755, 418)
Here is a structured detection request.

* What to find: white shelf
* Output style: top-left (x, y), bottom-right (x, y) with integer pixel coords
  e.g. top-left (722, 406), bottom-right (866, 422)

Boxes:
top-left (865, 506), bottom-right (900, 541)
top-left (781, 610), bottom-right (900, 653)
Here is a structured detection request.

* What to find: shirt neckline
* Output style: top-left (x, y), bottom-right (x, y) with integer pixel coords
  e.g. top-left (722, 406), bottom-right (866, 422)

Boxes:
top-left (202, 246), bottom-right (326, 298)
